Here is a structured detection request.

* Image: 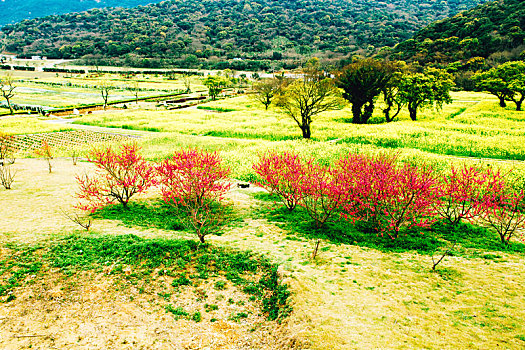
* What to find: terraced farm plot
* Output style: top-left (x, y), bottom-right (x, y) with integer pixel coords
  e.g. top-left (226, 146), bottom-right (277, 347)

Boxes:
top-left (8, 130), bottom-right (139, 152)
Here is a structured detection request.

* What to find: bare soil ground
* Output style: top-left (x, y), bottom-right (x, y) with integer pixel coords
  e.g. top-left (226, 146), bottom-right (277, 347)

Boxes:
top-left (1, 159), bottom-right (525, 349)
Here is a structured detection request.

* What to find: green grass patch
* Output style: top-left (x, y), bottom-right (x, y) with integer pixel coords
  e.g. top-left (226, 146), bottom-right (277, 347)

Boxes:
top-left (197, 106), bottom-right (237, 113)
top-left (92, 201), bottom-right (185, 231)
top-left (255, 199), bottom-right (525, 255)
top-left (0, 234), bottom-right (291, 321)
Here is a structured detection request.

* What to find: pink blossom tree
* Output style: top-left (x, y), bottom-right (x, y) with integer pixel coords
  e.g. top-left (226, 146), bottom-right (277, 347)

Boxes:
top-left (478, 170), bottom-right (525, 245)
top-left (76, 143), bottom-right (155, 212)
top-left (157, 148), bottom-right (232, 243)
top-left (335, 153), bottom-right (440, 239)
top-left (252, 151), bottom-right (309, 211)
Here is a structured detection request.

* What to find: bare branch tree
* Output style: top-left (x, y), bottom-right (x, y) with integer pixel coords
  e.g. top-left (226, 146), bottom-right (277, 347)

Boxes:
top-left (0, 74), bottom-right (16, 115)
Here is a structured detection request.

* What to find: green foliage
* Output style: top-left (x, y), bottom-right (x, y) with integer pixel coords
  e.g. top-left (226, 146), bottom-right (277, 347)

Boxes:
top-left (93, 201), bottom-right (185, 231)
top-left (2, 0), bottom-right (489, 66)
top-left (257, 203), bottom-right (525, 255)
top-left (336, 59), bottom-right (399, 124)
top-left (196, 106), bottom-right (236, 113)
top-left (392, 0), bottom-right (525, 65)
top-left (475, 61), bottom-right (525, 111)
top-left (165, 304), bottom-right (189, 320)
top-left (397, 68), bottom-right (454, 121)
top-left (203, 76), bottom-right (230, 101)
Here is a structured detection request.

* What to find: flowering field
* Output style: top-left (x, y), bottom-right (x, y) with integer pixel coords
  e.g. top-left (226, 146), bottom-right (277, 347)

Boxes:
top-left (2, 87), bottom-right (525, 349)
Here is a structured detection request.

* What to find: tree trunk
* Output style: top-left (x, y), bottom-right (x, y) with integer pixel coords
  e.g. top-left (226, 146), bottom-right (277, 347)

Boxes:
top-left (362, 102), bottom-right (374, 124)
top-left (7, 99), bottom-right (13, 115)
top-left (498, 96), bottom-right (506, 108)
top-left (352, 103), bottom-right (364, 124)
top-left (301, 125), bottom-right (311, 139)
top-left (312, 238), bottom-right (321, 259)
top-left (515, 96), bottom-right (524, 111)
top-left (408, 105), bottom-right (417, 121)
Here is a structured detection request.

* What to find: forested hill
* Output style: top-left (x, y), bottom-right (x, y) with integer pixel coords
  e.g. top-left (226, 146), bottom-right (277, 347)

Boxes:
top-left (1, 0), bottom-right (489, 68)
top-left (0, 0), bottom-right (163, 27)
top-left (390, 0), bottom-right (525, 65)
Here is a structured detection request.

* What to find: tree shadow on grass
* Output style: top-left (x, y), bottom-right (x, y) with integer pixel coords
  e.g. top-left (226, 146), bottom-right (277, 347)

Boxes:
top-left (93, 201), bottom-right (185, 232)
top-left (254, 193), bottom-right (525, 255)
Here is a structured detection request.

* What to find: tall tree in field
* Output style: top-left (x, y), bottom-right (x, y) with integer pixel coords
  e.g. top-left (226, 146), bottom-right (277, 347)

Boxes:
top-left (397, 68), bottom-right (454, 121)
top-left (336, 59), bottom-right (397, 124)
top-left (252, 77), bottom-right (283, 110)
top-left (381, 63), bottom-right (407, 123)
top-left (182, 74), bottom-right (192, 93)
top-left (276, 63), bottom-right (341, 139)
top-left (203, 75), bottom-right (229, 100)
top-left (495, 61), bottom-right (525, 111)
top-left (472, 70), bottom-right (509, 108)
top-left (0, 74), bottom-right (16, 115)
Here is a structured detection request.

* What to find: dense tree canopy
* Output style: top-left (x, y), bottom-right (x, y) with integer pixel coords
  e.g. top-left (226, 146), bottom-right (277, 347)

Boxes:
top-left (391, 0), bottom-right (525, 66)
top-left (397, 68), bottom-right (454, 121)
top-left (336, 59), bottom-right (398, 124)
top-left (474, 61), bottom-right (525, 110)
top-left (1, 0), bottom-right (488, 68)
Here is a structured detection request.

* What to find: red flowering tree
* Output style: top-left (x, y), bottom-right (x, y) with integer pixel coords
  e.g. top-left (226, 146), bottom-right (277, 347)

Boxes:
top-left (76, 143), bottom-right (155, 212)
top-left (300, 162), bottom-right (346, 229)
top-left (157, 148), bottom-right (231, 243)
top-left (478, 170), bottom-right (525, 245)
top-left (252, 151), bottom-right (309, 211)
top-left (335, 153), bottom-right (440, 239)
top-left (435, 164), bottom-right (492, 225)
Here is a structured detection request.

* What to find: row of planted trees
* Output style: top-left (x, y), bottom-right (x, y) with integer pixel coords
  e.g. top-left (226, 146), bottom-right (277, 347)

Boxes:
top-left (75, 143), bottom-right (525, 250)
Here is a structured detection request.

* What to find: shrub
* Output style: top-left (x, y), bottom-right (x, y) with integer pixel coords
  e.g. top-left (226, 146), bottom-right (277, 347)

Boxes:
top-left (299, 162), bottom-right (345, 229)
top-left (0, 164), bottom-right (15, 189)
top-left (252, 151), bottom-right (308, 211)
top-left (157, 148), bottom-right (231, 243)
top-left (76, 143), bottom-right (155, 212)
top-left (335, 153), bottom-right (440, 239)
top-left (478, 171), bottom-right (525, 245)
top-left (0, 132), bottom-right (16, 166)
top-left (435, 164), bottom-right (492, 225)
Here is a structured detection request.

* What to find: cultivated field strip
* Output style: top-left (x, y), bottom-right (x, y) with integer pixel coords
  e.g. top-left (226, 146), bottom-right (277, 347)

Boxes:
top-left (8, 130), bottom-right (139, 151)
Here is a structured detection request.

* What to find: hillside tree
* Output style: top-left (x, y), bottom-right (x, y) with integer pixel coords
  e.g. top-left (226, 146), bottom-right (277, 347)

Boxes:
top-left (336, 59), bottom-right (398, 124)
top-left (473, 69), bottom-right (510, 107)
top-left (100, 79), bottom-right (114, 110)
top-left (397, 68), bottom-right (454, 121)
top-left (127, 79), bottom-right (140, 104)
top-left (252, 77), bottom-right (283, 110)
top-left (203, 75), bottom-right (229, 100)
top-left (495, 61), bottom-right (525, 111)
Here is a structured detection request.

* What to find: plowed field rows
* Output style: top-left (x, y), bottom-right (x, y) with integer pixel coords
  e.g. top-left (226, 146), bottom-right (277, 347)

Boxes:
top-left (9, 130), bottom-right (138, 151)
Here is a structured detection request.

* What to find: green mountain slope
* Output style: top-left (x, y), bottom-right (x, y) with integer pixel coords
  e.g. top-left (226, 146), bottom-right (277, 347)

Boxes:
top-left (390, 0), bottom-right (525, 65)
top-left (1, 0), bottom-right (489, 67)
top-left (0, 0), bottom-right (164, 27)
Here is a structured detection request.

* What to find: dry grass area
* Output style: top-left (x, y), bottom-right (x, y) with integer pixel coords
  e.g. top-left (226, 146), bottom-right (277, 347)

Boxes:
top-left (1, 159), bottom-right (525, 349)
top-left (0, 269), bottom-right (303, 349)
